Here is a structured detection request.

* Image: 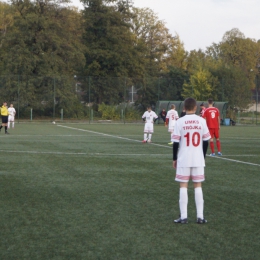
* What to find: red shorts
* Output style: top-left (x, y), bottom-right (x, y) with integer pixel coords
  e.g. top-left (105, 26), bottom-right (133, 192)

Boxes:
top-left (209, 128), bottom-right (219, 139)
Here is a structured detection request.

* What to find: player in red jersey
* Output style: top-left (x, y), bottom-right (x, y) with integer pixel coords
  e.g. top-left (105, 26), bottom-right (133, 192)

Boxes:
top-left (203, 99), bottom-right (222, 156)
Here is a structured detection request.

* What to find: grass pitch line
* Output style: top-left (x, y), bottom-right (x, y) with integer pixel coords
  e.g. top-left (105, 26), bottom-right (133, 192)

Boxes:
top-left (57, 124), bottom-right (169, 148)
top-left (57, 125), bottom-right (260, 167)
top-left (209, 156), bottom-right (260, 167)
top-left (0, 150), bottom-right (168, 157)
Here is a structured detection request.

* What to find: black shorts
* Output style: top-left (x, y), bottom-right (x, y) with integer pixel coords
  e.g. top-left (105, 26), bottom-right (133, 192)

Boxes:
top-left (2, 116), bottom-right (8, 124)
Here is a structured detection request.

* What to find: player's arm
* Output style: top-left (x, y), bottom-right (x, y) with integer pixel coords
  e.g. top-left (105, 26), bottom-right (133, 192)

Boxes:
top-left (165, 118), bottom-right (169, 126)
top-left (203, 141), bottom-right (208, 158)
top-left (173, 142), bottom-right (179, 169)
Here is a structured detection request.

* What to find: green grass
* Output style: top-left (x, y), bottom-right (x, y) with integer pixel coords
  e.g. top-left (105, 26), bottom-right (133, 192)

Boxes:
top-left (0, 123), bottom-right (259, 259)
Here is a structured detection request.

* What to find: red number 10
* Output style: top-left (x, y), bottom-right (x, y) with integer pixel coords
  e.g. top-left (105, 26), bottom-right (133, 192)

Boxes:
top-left (184, 132), bottom-right (200, 147)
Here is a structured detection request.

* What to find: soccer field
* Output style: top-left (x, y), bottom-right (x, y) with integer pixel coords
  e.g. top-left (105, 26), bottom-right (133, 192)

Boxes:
top-left (0, 122), bottom-right (259, 259)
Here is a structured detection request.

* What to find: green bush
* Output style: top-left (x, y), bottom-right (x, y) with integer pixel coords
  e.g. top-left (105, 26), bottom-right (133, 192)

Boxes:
top-left (98, 103), bottom-right (120, 120)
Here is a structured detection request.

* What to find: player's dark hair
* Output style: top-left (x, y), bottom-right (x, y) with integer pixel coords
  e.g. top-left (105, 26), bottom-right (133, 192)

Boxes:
top-left (147, 106), bottom-right (151, 109)
top-left (208, 98), bottom-right (213, 104)
top-left (184, 97), bottom-right (197, 111)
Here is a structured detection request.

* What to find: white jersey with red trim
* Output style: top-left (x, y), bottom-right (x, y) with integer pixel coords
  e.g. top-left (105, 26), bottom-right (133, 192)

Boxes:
top-left (142, 111), bottom-right (158, 124)
top-left (171, 114), bottom-right (211, 167)
top-left (142, 111), bottom-right (158, 133)
top-left (8, 107), bottom-right (16, 116)
top-left (166, 109), bottom-right (179, 130)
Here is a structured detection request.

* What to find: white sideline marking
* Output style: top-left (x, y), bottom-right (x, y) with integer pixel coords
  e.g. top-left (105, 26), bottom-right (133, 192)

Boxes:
top-left (228, 137), bottom-right (260, 140)
top-left (57, 124), bottom-right (168, 148)
top-left (220, 155), bottom-right (257, 157)
top-left (0, 134), bottom-right (142, 138)
top-left (0, 150), bottom-right (167, 156)
top-left (208, 156), bottom-right (260, 167)
top-left (57, 124), bottom-right (260, 167)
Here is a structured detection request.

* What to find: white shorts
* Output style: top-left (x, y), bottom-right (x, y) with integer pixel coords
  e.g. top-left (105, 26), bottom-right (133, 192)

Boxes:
top-left (8, 116), bottom-right (14, 122)
top-left (168, 126), bottom-right (174, 133)
top-left (168, 122), bottom-right (175, 132)
top-left (175, 167), bottom-right (205, 183)
top-left (144, 123), bottom-right (154, 133)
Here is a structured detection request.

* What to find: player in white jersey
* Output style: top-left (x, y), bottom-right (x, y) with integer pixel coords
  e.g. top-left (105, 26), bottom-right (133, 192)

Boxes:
top-left (142, 106), bottom-right (158, 143)
top-left (165, 104), bottom-right (179, 145)
top-left (171, 97), bottom-right (211, 224)
top-left (8, 104), bottom-right (16, 129)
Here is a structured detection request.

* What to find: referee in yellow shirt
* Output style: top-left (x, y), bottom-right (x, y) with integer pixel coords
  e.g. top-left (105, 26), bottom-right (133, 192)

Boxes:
top-left (0, 102), bottom-right (10, 134)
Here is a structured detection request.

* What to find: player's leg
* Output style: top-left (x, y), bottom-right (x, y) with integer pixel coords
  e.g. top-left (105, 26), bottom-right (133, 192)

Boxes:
top-left (4, 123), bottom-right (9, 134)
top-left (174, 168), bottom-right (190, 223)
top-left (215, 129), bottom-right (222, 155)
top-left (143, 123), bottom-right (148, 142)
top-left (209, 129), bottom-right (215, 156)
top-left (12, 120), bottom-right (15, 128)
top-left (168, 124), bottom-right (173, 144)
top-left (8, 119), bottom-right (10, 129)
top-left (168, 129), bottom-right (173, 145)
top-left (143, 131), bottom-right (148, 143)
top-left (147, 124), bottom-right (154, 142)
top-left (0, 118), bottom-right (3, 131)
top-left (192, 168), bottom-right (207, 224)
top-left (2, 117), bottom-right (9, 134)
top-left (148, 133), bottom-right (152, 142)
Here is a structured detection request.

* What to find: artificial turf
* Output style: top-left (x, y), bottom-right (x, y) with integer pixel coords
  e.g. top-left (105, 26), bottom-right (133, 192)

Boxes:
top-left (0, 122), bottom-right (259, 259)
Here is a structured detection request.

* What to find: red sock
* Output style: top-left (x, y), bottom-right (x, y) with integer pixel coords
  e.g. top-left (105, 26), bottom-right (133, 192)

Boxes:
top-left (210, 142), bottom-right (215, 153)
top-left (216, 140), bottom-right (221, 152)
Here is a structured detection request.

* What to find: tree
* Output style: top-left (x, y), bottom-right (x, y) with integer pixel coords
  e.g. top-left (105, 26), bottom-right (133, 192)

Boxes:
top-left (182, 67), bottom-right (216, 100)
top-left (82, 0), bottom-right (141, 103)
top-left (219, 28), bottom-right (260, 86)
top-left (0, 0), bottom-right (86, 117)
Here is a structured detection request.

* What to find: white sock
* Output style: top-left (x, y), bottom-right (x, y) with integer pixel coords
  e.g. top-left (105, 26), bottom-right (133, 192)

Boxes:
top-left (148, 133), bottom-right (152, 140)
top-left (144, 133), bottom-right (147, 140)
top-left (195, 187), bottom-right (204, 219)
top-left (8, 122), bottom-right (10, 128)
top-left (12, 122), bottom-right (14, 128)
top-left (179, 187), bottom-right (188, 219)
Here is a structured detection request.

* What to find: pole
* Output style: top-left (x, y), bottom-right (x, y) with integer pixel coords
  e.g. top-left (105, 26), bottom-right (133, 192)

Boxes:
top-left (91, 109), bottom-right (93, 122)
top-left (61, 109), bottom-right (63, 121)
top-left (158, 77), bottom-right (160, 102)
top-left (222, 78), bottom-right (224, 102)
top-left (256, 76), bottom-right (258, 125)
top-left (30, 108), bottom-right (33, 121)
top-left (18, 75), bottom-right (20, 123)
top-left (124, 77), bottom-right (126, 124)
top-left (88, 76), bottom-right (91, 124)
top-left (53, 76), bottom-right (56, 120)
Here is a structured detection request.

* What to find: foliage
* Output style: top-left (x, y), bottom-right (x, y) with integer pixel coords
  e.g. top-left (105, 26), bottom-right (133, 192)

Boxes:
top-left (0, 0), bottom-right (259, 115)
top-left (182, 67), bottom-right (216, 100)
top-left (98, 102), bottom-right (120, 120)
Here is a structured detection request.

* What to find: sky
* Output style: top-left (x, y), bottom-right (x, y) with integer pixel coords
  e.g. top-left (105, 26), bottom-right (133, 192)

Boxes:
top-left (71, 0), bottom-right (260, 51)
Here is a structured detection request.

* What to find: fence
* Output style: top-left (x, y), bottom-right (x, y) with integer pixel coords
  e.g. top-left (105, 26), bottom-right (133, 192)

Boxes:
top-left (0, 75), bottom-right (259, 125)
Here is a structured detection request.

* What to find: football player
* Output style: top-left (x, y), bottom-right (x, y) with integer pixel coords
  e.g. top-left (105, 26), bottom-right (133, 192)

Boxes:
top-left (142, 106), bottom-right (158, 143)
top-left (165, 104), bottom-right (179, 145)
top-left (172, 97), bottom-right (210, 224)
top-left (8, 104), bottom-right (16, 129)
top-left (203, 99), bottom-right (222, 156)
